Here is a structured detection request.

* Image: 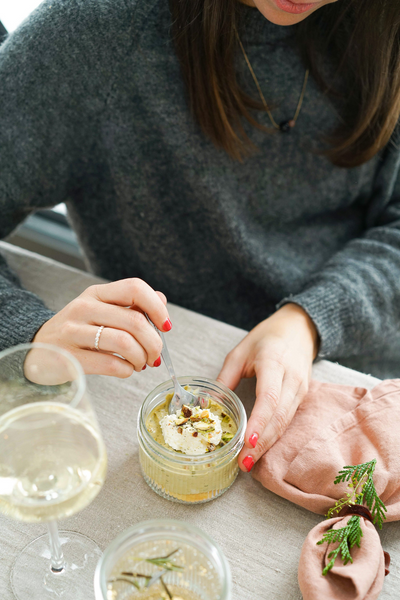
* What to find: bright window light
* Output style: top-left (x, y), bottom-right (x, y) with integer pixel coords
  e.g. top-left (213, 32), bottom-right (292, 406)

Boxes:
top-left (0, 1), bottom-right (43, 33)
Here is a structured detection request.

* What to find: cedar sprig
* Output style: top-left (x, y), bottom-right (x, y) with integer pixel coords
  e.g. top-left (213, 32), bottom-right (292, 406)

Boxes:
top-left (317, 515), bottom-right (363, 576)
top-left (327, 459), bottom-right (387, 528)
top-left (317, 459), bottom-right (387, 575)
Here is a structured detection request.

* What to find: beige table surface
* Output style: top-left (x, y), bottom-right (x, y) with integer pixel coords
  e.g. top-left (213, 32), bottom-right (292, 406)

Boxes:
top-left (0, 241), bottom-right (399, 600)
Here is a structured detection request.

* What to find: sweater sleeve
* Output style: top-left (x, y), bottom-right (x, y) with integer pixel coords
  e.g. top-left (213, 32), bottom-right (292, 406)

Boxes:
top-left (0, 0), bottom-right (135, 350)
top-left (278, 136), bottom-right (400, 363)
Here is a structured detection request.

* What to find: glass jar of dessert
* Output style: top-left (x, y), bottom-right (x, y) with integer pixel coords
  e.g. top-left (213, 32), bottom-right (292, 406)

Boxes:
top-left (137, 377), bottom-right (246, 504)
top-left (94, 519), bottom-right (232, 600)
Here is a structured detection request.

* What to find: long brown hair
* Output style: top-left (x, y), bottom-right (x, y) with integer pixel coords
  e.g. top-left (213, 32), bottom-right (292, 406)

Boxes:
top-left (169, 0), bottom-right (400, 167)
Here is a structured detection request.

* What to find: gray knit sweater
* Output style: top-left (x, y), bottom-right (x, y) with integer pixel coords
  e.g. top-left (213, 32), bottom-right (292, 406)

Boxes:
top-left (1, 0), bottom-right (400, 378)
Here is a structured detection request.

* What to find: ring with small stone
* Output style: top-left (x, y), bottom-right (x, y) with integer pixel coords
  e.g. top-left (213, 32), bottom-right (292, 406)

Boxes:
top-left (94, 325), bottom-right (105, 351)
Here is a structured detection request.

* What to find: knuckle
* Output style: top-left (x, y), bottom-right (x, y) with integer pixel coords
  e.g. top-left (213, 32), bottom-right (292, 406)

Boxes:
top-left (60, 320), bottom-right (77, 340)
top-left (288, 371), bottom-right (303, 387)
top-left (224, 346), bottom-right (242, 365)
top-left (106, 357), bottom-right (133, 379)
top-left (59, 319), bottom-right (79, 346)
top-left (84, 284), bottom-right (98, 296)
top-left (128, 310), bottom-right (146, 329)
top-left (271, 407), bottom-right (289, 439)
top-left (254, 436), bottom-right (270, 455)
top-left (128, 277), bottom-right (146, 294)
top-left (74, 296), bottom-right (93, 315)
top-left (258, 387), bottom-right (280, 411)
top-left (114, 331), bottom-right (134, 354)
top-left (83, 284), bottom-right (104, 300)
top-left (105, 357), bottom-right (120, 376)
top-left (298, 380), bottom-right (309, 398)
top-left (260, 356), bottom-right (285, 375)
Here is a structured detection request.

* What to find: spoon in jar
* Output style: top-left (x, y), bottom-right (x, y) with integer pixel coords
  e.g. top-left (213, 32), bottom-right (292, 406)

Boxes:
top-left (145, 315), bottom-right (200, 415)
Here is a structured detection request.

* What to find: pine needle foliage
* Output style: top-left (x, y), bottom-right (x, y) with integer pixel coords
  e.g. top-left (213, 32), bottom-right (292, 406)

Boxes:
top-left (317, 459), bottom-right (387, 575)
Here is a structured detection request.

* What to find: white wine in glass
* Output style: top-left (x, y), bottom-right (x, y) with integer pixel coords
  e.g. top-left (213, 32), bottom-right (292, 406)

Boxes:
top-left (0, 343), bottom-right (107, 600)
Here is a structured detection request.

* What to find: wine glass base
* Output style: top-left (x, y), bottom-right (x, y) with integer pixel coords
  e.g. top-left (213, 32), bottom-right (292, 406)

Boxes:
top-left (11, 531), bottom-right (102, 600)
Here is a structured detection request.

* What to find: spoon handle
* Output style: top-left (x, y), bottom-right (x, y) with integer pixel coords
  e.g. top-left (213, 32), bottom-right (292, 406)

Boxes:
top-left (144, 315), bottom-right (182, 399)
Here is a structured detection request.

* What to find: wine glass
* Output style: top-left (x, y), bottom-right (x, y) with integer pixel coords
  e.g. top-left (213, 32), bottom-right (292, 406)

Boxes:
top-left (0, 343), bottom-right (108, 600)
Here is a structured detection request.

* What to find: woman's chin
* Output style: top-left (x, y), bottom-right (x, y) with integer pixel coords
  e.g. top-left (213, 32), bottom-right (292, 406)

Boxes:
top-left (247, 0), bottom-right (327, 26)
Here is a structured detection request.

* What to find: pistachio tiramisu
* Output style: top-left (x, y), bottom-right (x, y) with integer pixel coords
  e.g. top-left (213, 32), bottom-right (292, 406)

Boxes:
top-left (138, 378), bottom-right (246, 503)
top-left (146, 392), bottom-right (237, 455)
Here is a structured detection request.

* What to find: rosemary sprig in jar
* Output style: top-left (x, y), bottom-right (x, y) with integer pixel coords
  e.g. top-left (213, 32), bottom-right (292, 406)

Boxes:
top-left (108, 548), bottom-right (184, 597)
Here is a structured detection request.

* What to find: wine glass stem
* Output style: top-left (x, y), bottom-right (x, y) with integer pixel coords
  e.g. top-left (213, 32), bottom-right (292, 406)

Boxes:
top-left (47, 521), bottom-right (65, 572)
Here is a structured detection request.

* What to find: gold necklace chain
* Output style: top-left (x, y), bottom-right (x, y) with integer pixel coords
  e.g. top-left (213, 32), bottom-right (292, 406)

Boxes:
top-left (235, 30), bottom-right (309, 132)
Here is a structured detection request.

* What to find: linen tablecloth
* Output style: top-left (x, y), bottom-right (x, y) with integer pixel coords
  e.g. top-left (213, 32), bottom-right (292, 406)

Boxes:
top-left (0, 241), bottom-right (399, 600)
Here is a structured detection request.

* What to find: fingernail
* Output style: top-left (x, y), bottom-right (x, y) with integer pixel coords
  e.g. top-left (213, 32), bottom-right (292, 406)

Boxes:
top-left (142, 365), bottom-right (146, 370)
top-left (162, 318), bottom-right (172, 332)
top-left (243, 455), bottom-right (254, 472)
top-left (249, 433), bottom-right (258, 448)
top-left (153, 357), bottom-right (161, 367)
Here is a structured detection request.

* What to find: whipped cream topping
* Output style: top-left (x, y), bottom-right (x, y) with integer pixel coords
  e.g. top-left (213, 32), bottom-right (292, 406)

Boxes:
top-left (160, 405), bottom-right (222, 455)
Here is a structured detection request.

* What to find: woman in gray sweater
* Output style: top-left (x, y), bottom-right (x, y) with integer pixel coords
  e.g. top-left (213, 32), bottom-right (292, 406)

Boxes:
top-left (1, 0), bottom-right (400, 472)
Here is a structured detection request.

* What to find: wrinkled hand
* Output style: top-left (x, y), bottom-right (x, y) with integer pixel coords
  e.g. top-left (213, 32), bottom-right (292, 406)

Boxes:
top-left (30, 278), bottom-right (171, 382)
top-left (217, 303), bottom-right (319, 472)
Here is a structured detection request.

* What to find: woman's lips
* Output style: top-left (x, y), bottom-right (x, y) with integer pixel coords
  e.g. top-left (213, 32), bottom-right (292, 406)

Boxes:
top-left (273, 0), bottom-right (317, 14)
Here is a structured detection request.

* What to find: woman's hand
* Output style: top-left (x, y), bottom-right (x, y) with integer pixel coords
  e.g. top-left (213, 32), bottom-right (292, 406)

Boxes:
top-left (31, 278), bottom-right (172, 379)
top-left (217, 303), bottom-right (319, 472)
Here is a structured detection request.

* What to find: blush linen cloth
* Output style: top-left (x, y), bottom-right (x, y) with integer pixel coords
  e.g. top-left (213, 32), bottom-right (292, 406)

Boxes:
top-left (252, 379), bottom-right (400, 600)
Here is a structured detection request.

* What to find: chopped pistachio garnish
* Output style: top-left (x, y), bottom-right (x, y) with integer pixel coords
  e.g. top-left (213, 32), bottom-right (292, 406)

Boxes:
top-left (193, 422), bottom-right (215, 432)
top-left (182, 405), bottom-right (192, 418)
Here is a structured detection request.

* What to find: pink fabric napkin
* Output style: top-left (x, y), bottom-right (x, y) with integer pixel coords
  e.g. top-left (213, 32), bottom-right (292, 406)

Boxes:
top-left (252, 378), bottom-right (400, 600)
top-left (298, 515), bottom-right (389, 600)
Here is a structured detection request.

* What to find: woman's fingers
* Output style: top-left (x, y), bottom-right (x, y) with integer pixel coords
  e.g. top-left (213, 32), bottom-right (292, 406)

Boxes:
top-left (70, 324), bottom-right (150, 371)
top-left (81, 304), bottom-right (163, 366)
top-left (239, 374), bottom-right (304, 472)
top-left (216, 346), bottom-right (246, 392)
top-left (86, 279), bottom-right (172, 332)
top-left (74, 348), bottom-right (135, 378)
top-left (238, 358), bottom-right (284, 462)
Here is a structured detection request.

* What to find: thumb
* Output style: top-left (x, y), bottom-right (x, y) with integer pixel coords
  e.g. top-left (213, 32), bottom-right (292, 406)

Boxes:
top-left (216, 349), bottom-right (245, 391)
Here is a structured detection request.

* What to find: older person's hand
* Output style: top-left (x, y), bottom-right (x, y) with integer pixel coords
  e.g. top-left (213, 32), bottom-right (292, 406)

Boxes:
top-left (217, 303), bottom-right (319, 472)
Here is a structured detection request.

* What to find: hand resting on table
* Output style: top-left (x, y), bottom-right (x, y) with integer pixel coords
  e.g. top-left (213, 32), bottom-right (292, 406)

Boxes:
top-left (217, 303), bottom-right (319, 473)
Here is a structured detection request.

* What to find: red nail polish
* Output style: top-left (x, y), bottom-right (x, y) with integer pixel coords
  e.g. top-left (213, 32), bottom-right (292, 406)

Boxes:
top-left (162, 319), bottom-right (172, 332)
top-left (243, 455), bottom-right (254, 472)
top-left (249, 433), bottom-right (258, 448)
top-left (142, 365), bottom-right (146, 370)
top-left (153, 357), bottom-right (161, 367)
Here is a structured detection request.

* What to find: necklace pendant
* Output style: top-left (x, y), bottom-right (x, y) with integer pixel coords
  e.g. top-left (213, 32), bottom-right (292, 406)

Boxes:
top-left (279, 119), bottom-right (296, 133)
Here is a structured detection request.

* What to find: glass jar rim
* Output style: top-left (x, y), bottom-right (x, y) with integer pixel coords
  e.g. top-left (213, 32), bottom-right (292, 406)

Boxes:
top-left (94, 518), bottom-right (232, 600)
top-left (0, 342), bottom-right (86, 409)
top-left (138, 376), bottom-right (246, 465)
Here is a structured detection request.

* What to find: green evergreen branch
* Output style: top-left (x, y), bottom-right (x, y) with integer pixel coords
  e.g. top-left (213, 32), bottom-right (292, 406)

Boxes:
top-left (317, 515), bottom-right (363, 576)
top-left (317, 459), bottom-right (387, 575)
